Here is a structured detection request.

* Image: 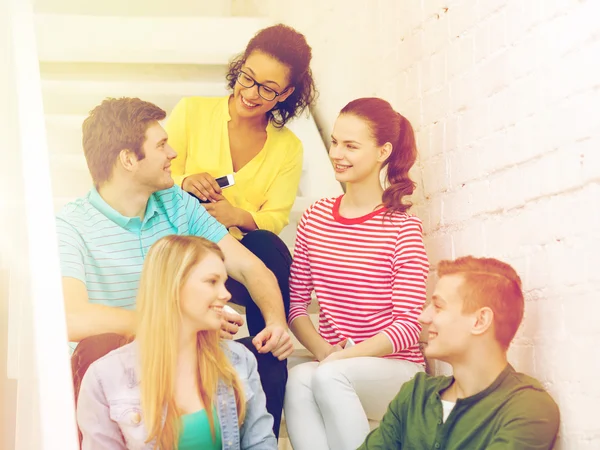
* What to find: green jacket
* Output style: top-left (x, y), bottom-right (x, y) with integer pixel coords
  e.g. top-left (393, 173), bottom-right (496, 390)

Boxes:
top-left (359, 364), bottom-right (559, 450)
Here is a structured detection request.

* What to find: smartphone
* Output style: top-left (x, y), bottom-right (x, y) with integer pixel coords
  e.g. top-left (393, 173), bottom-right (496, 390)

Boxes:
top-left (345, 338), bottom-right (355, 349)
top-left (215, 174), bottom-right (235, 189)
top-left (189, 174), bottom-right (234, 204)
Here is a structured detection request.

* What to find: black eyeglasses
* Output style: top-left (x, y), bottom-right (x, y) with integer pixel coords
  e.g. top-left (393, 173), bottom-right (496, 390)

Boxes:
top-left (236, 70), bottom-right (286, 102)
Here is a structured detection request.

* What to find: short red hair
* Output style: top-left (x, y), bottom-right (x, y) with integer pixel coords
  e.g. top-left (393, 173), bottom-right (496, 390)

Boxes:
top-left (437, 256), bottom-right (524, 349)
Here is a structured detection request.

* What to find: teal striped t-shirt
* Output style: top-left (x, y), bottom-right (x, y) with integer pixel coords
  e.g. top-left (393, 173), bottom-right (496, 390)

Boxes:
top-left (56, 185), bottom-right (228, 346)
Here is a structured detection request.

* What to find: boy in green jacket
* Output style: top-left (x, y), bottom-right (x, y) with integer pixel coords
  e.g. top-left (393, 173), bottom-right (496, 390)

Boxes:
top-left (359, 256), bottom-right (559, 450)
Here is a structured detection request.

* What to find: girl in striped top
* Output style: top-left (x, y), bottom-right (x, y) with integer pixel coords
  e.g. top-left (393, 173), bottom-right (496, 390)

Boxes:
top-left (284, 98), bottom-right (429, 450)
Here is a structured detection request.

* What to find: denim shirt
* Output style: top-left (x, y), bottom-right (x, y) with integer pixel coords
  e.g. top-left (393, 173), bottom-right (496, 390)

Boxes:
top-left (77, 340), bottom-right (277, 450)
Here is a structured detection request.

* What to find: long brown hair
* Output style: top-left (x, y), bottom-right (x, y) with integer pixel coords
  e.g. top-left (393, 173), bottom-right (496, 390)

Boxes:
top-left (136, 235), bottom-right (246, 448)
top-left (340, 97), bottom-right (417, 214)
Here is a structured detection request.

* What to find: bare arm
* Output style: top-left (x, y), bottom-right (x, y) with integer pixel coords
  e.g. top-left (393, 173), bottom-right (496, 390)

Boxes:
top-left (63, 277), bottom-right (136, 342)
top-left (217, 234), bottom-right (292, 359)
top-left (218, 234), bottom-right (285, 325)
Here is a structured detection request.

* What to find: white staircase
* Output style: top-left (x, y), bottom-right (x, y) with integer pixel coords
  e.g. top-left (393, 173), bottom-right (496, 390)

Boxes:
top-left (2, 0), bottom-right (79, 449)
top-left (2, 2), bottom-right (343, 448)
top-left (36, 13), bottom-right (342, 244)
top-left (36, 5), bottom-right (340, 353)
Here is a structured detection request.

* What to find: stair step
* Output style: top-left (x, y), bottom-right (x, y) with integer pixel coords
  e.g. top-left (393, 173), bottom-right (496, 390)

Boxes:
top-left (34, 0), bottom-right (234, 17)
top-left (36, 14), bottom-right (272, 65)
top-left (49, 154), bottom-right (92, 199)
top-left (286, 115), bottom-right (342, 199)
top-left (42, 79), bottom-right (228, 116)
top-left (279, 195), bottom-right (315, 254)
top-left (36, 13), bottom-right (340, 257)
top-left (41, 76), bottom-right (228, 115)
top-left (45, 114), bottom-right (85, 156)
top-left (40, 62), bottom-right (227, 83)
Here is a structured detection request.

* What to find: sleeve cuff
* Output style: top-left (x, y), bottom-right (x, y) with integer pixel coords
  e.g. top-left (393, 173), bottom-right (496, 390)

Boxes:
top-left (381, 322), bottom-right (421, 354)
top-left (210, 224), bottom-right (229, 244)
top-left (380, 331), bottom-right (397, 351)
top-left (381, 328), bottom-right (403, 354)
top-left (60, 270), bottom-right (87, 286)
top-left (288, 308), bottom-right (310, 326)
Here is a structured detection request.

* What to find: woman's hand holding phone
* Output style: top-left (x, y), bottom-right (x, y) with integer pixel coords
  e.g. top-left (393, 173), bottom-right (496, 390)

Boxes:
top-left (182, 172), bottom-right (222, 202)
top-left (203, 197), bottom-right (241, 228)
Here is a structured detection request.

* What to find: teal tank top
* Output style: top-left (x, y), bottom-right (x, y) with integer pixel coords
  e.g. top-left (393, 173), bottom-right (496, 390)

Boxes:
top-left (178, 407), bottom-right (222, 450)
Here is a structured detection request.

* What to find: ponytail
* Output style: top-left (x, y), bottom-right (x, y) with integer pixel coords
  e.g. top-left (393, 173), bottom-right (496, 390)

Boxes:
top-left (340, 98), bottom-right (418, 215)
top-left (382, 113), bottom-right (417, 214)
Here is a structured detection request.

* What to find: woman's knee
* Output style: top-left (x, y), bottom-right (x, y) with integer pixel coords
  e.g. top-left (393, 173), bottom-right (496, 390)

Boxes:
top-left (286, 362), bottom-right (317, 392)
top-left (311, 362), bottom-right (350, 399)
top-left (241, 229), bottom-right (279, 250)
top-left (241, 230), bottom-right (292, 266)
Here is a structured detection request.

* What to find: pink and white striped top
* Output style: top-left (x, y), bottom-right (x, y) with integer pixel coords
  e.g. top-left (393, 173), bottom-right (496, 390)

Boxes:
top-left (288, 196), bottom-right (429, 364)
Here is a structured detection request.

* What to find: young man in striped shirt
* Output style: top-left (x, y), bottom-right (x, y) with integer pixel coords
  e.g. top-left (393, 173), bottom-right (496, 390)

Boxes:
top-left (359, 256), bottom-right (560, 449)
top-left (56, 97), bottom-right (291, 437)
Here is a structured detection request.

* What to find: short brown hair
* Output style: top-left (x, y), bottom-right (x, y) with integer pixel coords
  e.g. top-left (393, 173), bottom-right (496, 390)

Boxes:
top-left (82, 97), bottom-right (166, 187)
top-left (437, 256), bottom-right (524, 349)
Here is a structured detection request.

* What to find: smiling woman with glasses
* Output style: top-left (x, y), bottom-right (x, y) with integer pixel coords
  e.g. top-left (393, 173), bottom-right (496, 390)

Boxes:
top-left (236, 70), bottom-right (288, 101)
top-left (165, 23), bottom-right (316, 440)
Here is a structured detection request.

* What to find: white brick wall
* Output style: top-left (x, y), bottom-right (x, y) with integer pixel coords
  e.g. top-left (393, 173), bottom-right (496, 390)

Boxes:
top-left (255, 0), bottom-right (600, 447)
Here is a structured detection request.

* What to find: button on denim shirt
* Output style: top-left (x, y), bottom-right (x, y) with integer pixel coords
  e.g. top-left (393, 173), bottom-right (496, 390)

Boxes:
top-left (77, 340), bottom-right (277, 450)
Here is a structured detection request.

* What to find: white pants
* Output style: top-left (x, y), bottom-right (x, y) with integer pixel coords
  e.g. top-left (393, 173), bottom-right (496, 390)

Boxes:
top-left (284, 357), bottom-right (424, 450)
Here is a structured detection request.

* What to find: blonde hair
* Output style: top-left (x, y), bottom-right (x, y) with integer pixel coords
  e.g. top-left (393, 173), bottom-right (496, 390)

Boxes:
top-left (136, 235), bottom-right (246, 448)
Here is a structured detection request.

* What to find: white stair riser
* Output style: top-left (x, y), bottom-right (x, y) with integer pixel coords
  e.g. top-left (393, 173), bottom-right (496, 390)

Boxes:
top-left (38, 13), bottom-right (342, 297)
top-left (42, 79), bottom-right (229, 115)
top-left (34, 0), bottom-right (233, 17)
top-left (36, 15), bottom-right (272, 65)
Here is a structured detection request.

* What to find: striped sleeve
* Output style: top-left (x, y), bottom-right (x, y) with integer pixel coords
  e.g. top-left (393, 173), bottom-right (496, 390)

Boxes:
top-left (380, 217), bottom-right (429, 353)
top-left (288, 206), bottom-right (314, 325)
top-left (55, 217), bottom-right (87, 284)
top-left (183, 189), bottom-right (228, 242)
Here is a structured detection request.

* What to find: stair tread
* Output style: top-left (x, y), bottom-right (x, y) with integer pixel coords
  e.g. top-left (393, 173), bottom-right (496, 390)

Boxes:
top-left (40, 62), bottom-right (227, 83)
top-left (36, 14), bottom-right (273, 65)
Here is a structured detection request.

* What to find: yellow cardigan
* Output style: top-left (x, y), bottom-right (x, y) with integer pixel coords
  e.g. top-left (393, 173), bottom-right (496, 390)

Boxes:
top-left (166, 96), bottom-right (303, 239)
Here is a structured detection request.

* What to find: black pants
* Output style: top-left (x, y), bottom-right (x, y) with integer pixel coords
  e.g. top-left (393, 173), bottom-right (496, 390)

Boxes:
top-left (228, 229), bottom-right (292, 439)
